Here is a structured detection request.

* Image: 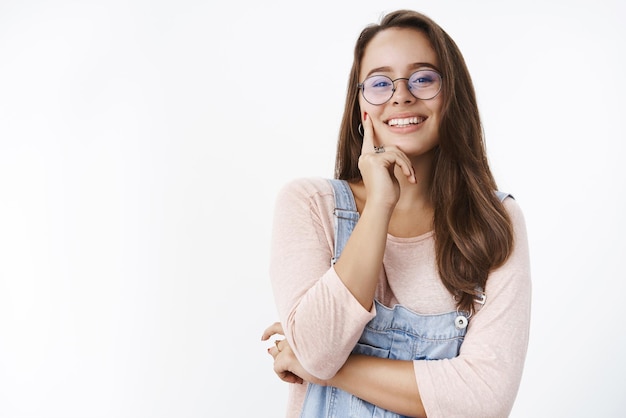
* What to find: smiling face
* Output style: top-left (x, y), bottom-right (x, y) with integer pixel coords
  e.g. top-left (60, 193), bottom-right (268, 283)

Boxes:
top-left (358, 27), bottom-right (443, 159)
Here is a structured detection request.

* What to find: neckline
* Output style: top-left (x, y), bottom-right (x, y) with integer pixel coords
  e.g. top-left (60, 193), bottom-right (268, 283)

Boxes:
top-left (387, 230), bottom-right (434, 242)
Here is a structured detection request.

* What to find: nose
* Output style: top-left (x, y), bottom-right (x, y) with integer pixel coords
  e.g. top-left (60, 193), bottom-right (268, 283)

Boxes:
top-left (391, 78), bottom-right (415, 104)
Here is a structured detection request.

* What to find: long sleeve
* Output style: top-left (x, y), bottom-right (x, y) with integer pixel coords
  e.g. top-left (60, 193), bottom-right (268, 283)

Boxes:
top-left (413, 197), bottom-right (532, 418)
top-left (269, 177), bottom-right (376, 379)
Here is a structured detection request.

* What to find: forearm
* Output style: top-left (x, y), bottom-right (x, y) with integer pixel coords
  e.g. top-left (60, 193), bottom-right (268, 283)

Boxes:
top-left (333, 204), bottom-right (392, 310)
top-left (328, 354), bottom-right (426, 418)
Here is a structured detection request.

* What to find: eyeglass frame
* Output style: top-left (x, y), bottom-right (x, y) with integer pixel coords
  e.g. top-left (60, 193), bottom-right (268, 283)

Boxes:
top-left (357, 69), bottom-right (443, 106)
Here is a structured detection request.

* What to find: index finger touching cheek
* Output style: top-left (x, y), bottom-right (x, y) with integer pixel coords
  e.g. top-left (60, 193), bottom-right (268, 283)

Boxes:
top-left (360, 112), bottom-right (375, 155)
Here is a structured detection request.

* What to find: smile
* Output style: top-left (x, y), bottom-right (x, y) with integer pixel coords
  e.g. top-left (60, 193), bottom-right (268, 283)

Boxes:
top-left (386, 116), bottom-right (426, 127)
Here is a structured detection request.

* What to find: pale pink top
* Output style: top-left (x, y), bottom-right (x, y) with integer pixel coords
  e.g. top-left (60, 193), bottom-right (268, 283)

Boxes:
top-left (269, 177), bottom-right (531, 418)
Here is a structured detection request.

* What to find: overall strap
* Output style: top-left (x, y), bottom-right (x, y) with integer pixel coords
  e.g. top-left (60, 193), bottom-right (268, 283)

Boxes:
top-left (328, 179), bottom-right (359, 265)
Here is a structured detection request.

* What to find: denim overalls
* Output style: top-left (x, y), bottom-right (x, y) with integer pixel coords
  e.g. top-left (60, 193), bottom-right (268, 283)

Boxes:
top-left (299, 179), bottom-right (510, 418)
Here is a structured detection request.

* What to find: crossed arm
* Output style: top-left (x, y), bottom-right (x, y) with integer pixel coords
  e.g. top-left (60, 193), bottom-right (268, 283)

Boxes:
top-left (261, 322), bottom-right (427, 418)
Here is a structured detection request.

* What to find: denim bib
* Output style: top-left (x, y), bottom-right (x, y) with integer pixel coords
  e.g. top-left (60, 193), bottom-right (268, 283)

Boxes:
top-left (300, 179), bottom-right (510, 418)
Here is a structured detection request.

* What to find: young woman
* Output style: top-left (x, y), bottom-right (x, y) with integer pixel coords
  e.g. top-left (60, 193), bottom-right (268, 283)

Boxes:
top-left (262, 9), bottom-right (531, 418)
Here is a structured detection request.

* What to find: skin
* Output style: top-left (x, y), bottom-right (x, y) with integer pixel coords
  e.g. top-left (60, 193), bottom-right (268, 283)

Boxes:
top-left (262, 28), bottom-right (444, 418)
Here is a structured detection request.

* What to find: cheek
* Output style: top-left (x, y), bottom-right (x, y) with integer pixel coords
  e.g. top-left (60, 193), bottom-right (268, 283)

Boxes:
top-left (359, 99), bottom-right (383, 122)
top-left (427, 96), bottom-right (444, 117)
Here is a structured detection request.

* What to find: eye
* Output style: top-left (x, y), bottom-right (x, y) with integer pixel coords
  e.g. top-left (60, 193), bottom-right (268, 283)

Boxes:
top-left (409, 70), bottom-right (439, 88)
top-left (365, 76), bottom-right (393, 89)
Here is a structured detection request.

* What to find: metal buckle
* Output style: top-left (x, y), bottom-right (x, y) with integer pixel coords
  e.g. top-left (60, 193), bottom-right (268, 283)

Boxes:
top-left (474, 292), bottom-right (486, 305)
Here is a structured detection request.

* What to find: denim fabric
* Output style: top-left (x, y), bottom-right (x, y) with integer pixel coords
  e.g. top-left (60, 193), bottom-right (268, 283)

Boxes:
top-left (299, 180), bottom-right (471, 418)
top-left (300, 300), bottom-right (468, 418)
top-left (329, 179), bottom-right (360, 266)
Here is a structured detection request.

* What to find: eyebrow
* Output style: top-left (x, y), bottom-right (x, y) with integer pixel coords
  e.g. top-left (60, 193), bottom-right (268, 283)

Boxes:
top-left (364, 62), bottom-right (441, 78)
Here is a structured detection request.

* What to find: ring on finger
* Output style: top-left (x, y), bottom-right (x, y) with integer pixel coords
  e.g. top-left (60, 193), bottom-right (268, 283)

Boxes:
top-left (374, 146), bottom-right (385, 154)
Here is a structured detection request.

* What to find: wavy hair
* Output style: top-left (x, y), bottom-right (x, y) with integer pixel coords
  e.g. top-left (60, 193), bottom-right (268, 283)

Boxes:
top-left (334, 10), bottom-right (514, 313)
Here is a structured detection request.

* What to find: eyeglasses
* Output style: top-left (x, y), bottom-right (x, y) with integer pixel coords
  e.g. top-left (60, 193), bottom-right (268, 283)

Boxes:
top-left (357, 69), bottom-right (443, 105)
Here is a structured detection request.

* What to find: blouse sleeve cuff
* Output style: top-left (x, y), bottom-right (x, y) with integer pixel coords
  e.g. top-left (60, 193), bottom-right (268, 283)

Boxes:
top-left (325, 265), bottom-right (377, 318)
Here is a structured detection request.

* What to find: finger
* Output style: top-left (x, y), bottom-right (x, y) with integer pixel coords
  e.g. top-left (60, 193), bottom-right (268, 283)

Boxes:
top-left (276, 370), bottom-right (304, 385)
top-left (260, 321), bottom-right (284, 340)
top-left (391, 152), bottom-right (416, 183)
top-left (273, 357), bottom-right (304, 385)
top-left (368, 142), bottom-right (416, 183)
top-left (360, 112), bottom-right (378, 155)
top-left (267, 345), bottom-right (278, 358)
top-left (267, 338), bottom-right (285, 357)
top-left (268, 346), bottom-right (304, 384)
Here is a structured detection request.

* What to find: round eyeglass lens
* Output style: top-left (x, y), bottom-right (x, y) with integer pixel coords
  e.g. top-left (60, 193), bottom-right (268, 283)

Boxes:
top-left (407, 70), bottom-right (441, 100)
top-left (360, 75), bottom-right (394, 105)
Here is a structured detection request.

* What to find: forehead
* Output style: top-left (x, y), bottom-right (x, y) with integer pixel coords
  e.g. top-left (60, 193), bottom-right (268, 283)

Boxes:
top-left (360, 28), bottom-right (438, 76)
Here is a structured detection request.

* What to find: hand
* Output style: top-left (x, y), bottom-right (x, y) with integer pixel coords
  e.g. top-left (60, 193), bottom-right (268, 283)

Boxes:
top-left (261, 322), bottom-right (326, 386)
top-left (358, 113), bottom-right (416, 208)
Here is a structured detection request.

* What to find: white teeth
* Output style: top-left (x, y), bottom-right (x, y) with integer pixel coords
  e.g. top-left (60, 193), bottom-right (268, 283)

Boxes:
top-left (388, 116), bottom-right (425, 126)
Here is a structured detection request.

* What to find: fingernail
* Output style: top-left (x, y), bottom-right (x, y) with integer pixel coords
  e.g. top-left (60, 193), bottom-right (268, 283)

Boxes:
top-left (363, 112), bottom-right (368, 121)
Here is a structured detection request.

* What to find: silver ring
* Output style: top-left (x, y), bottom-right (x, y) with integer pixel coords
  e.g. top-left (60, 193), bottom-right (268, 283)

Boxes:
top-left (374, 146), bottom-right (385, 154)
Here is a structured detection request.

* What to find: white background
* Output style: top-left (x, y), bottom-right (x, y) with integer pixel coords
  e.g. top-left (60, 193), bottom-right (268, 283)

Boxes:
top-left (0, 0), bottom-right (624, 416)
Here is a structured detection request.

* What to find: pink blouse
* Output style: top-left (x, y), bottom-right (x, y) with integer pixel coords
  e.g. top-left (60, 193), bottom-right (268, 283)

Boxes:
top-left (269, 177), bottom-right (531, 418)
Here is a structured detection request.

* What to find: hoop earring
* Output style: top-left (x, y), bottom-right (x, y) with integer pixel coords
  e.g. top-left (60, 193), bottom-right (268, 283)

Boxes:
top-left (358, 123), bottom-right (364, 136)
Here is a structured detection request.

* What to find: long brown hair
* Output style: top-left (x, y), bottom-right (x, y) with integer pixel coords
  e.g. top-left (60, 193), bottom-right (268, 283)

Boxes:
top-left (335, 10), bottom-right (514, 313)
